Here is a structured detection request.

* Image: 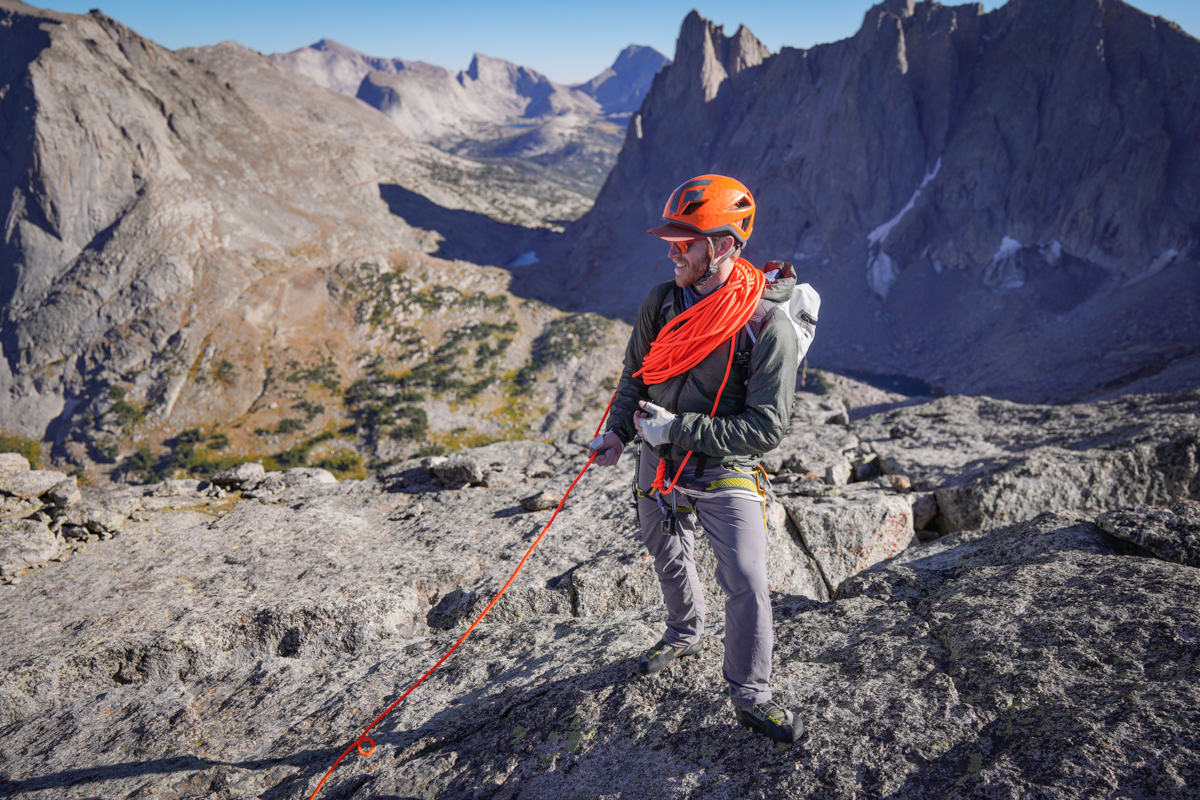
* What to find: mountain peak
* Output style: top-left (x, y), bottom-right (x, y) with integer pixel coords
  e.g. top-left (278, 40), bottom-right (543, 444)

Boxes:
top-left (574, 43), bottom-right (670, 117)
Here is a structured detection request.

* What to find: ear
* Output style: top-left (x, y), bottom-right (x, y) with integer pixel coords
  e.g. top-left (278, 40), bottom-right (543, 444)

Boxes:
top-left (715, 236), bottom-right (736, 260)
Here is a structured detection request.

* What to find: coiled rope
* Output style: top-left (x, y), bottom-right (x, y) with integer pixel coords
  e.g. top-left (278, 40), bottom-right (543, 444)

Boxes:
top-left (634, 257), bottom-right (765, 495)
top-left (308, 258), bottom-right (764, 798)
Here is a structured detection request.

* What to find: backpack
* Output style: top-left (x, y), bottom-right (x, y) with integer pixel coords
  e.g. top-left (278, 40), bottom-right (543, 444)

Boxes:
top-left (658, 260), bottom-right (820, 380)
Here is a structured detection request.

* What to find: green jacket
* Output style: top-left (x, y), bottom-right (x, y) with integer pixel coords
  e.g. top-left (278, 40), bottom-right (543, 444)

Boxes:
top-left (608, 262), bottom-right (800, 472)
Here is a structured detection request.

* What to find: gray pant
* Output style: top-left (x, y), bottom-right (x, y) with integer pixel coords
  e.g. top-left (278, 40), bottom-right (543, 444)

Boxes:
top-left (637, 447), bottom-right (773, 707)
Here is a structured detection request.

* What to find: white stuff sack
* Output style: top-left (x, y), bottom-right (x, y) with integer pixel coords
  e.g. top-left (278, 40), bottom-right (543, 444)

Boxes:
top-left (778, 283), bottom-right (820, 360)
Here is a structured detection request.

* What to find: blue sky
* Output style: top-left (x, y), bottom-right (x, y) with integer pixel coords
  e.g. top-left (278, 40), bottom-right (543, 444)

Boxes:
top-left (37, 0), bottom-right (1200, 85)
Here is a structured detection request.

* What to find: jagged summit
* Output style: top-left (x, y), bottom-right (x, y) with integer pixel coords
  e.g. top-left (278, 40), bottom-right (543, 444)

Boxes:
top-left (572, 44), bottom-right (671, 117)
top-left (521, 0), bottom-right (1200, 403)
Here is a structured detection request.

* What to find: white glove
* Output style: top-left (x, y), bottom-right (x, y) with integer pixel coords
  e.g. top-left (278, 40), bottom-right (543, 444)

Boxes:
top-left (635, 401), bottom-right (676, 448)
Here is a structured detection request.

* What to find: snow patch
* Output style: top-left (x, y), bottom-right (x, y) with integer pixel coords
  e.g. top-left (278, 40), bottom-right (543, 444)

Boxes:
top-left (864, 159), bottom-right (941, 299)
top-left (507, 251), bottom-right (539, 267)
top-left (867, 252), bottom-right (901, 299)
top-left (866, 158), bottom-right (942, 247)
top-left (984, 236), bottom-right (1027, 290)
top-left (1125, 249), bottom-right (1179, 286)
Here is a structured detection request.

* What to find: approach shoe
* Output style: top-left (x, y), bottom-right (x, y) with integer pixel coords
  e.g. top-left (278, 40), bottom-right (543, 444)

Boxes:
top-left (733, 700), bottom-right (803, 743)
top-left (637, 638), bottom-right (703, 675)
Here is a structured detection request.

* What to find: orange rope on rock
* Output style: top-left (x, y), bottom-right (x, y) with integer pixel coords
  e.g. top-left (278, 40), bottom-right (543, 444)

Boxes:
top-left (307, 397), bottom-right (619, 799)
top-left (637, 257), bottom-right (764, 496)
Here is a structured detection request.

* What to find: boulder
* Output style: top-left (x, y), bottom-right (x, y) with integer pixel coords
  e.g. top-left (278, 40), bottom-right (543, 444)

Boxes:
top-left (766, 424), bottom-right (859, 481)
top-left (62, 505), bottom-right (126, 539)
top-left (431, 454), bottom-right (485, 487)
top-left (0, 519), bottom-right (61, 580)
top-left (283, 468), bottom-right (338, 487)
top-left (779, 483), bottom-right (914, 592)
top-left (151, 479), bottom-right (202, 497)
top-left (42, 477), bottom-right (81, 508)
top-left (1097, 501), bottom-right (1200, 568)
top-left (520, 491), bottom-right (560, 512)
top-left (210, 462), bottom-right (265, 490)
top-left (790, 393), bottom-right (850, 426)
top-left (0, 453), bottom-right (31, 479)
top-left (854, 392), bottom-right (1200, 533)
top-left (0, 470), bottom-right (69, 500)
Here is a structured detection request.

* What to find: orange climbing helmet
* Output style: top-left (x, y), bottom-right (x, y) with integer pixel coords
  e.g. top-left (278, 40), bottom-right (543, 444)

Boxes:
top-left (648, 174), bottom-right (756, 244)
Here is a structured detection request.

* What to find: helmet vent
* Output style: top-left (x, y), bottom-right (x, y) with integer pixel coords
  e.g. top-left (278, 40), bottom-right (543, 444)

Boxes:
top-left (738, 216), bottom-right (751, 231)
top-left (733, 196), bottom-right (752, 209)
top-left (681, 200), bottom-right (706, 216)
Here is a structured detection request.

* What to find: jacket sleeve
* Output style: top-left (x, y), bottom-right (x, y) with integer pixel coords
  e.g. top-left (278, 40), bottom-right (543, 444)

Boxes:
top-left (669, 315), bottom-right (798, 456)
top-left (606, 283), bottom-right (670, 445)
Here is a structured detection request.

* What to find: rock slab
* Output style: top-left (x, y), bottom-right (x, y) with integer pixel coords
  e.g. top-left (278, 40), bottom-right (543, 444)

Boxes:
top-left (1098, 500), bottom-right (1200, 568)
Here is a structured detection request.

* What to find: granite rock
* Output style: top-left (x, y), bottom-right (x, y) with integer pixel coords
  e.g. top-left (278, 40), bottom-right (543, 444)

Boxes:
top-left (0, 519), bottom-right (61, 580)
top-left (853, 391), bottom-right (1200, 534)
top-left (0, 454), bottom-right (31, 479)
top-left (0, 471), bottom-right (70, 501)
top-left (210, 462), bottom-right (266, 490)
top-left (432, 455), bottom-right (486, 487)
top-left (1097, 500), bottom-right (1200, 568)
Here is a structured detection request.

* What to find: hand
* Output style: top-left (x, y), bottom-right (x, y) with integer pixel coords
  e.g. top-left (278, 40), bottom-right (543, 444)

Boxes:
top-left (589, 431), bottom-right (623, 467)
top-left (635, 401), bottom-right (676, 448)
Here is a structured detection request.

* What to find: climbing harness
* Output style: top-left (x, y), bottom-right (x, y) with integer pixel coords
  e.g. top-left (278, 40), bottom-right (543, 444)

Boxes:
top-left (307, 257), bottom-right (766, 799)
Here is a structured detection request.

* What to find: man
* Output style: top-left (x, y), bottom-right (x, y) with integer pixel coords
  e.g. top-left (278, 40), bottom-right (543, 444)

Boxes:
top-left (590, 174), bottom-right (802, 743)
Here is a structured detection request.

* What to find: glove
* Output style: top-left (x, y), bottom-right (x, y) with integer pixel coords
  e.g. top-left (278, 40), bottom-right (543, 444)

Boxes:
top-left (589, 431), bottom-right (623, 467)
top-left (635, 401), bottom-right (676, 448)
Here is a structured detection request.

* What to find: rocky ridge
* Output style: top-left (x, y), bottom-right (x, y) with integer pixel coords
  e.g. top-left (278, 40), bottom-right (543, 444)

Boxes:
top-left (0, 389), bottom-right (1196, 797)
top-left (522, 0), bottom-right (1200, 403)
top-left (271, 40), bottom-right (671, 196)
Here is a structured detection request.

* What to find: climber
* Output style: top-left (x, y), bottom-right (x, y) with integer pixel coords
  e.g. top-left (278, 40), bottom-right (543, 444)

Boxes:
top-left (589, 175), bottom-right (802, 743)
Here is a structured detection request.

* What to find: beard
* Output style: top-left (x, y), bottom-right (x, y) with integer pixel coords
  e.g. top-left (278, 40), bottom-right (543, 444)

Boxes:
top-left (672, 256), bottom-right (707, 288)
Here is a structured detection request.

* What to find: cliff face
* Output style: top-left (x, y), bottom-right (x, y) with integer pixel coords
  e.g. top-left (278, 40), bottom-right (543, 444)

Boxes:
top-left (0, 2), bottom-right (410, 438)
top-left (528, 0), bottom-right (1200, 402)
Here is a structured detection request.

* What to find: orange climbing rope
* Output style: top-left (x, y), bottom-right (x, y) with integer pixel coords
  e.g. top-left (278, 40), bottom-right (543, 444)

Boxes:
top-left (308, 260), bottom-right (765, 799)
top-left (307, 394), bottom-right (617, 799)
top-left (634, 257), bottom-right (765, 496)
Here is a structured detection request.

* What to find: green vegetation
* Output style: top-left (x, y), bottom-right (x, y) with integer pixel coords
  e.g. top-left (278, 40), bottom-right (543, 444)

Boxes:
top-left (212, 359), bottom-right (237, 387)
top-left (285, 356), bottom-right (341, 394)
top-left (292, 399), bottom-right (325, 422)
top-left (125, 446), bottom-right (158, 484)
top-left (266, 431), bottom-right (336, 469)
top-left (106, 385), bottom-right (145, 432)
top-left (207, 433), bottom-right (230, 450)
top-left (515, 313), bottom-right (613, 389)
top-left (276, 418), bottom-right (304, 435)
top-left (315, 449), bottom-right (366, 480)
top-left (0, 432), bottom-right (43, 469)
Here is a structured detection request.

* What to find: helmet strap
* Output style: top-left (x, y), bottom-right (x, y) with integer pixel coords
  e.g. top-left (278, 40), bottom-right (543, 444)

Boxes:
top-left (696, 236), bottom-right (733, 287)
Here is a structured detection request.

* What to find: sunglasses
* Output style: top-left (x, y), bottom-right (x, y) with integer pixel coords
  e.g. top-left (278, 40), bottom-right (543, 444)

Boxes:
top-left (672, 238), bottom-right (705, 254)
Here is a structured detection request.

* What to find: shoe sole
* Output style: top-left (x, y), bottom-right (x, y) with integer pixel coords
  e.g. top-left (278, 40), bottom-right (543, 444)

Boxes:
top-left (735, 713), bottom-right (804, 743)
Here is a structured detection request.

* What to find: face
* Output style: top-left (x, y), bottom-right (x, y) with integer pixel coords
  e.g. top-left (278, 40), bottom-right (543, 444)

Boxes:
top-left (669, 238), bottom-right (708, 287)
top-left (668, 236), bottom-right (735, 288)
